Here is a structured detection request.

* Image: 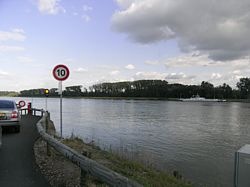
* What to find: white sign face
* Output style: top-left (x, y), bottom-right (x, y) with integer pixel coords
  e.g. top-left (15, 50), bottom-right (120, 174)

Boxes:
top-left (53, 64), bottom-right (70, 81)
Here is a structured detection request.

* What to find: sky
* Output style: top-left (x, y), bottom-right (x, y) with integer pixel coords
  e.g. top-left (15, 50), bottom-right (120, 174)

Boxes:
top-left (1, 0), bottom-right (250, 91)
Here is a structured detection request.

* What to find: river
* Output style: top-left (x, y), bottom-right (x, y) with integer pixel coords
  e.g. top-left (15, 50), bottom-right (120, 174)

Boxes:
top-left (6, 97), bottom-right (250, 187)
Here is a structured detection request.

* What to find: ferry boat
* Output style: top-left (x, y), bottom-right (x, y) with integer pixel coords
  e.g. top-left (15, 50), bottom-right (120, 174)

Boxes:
top-left (180, 94), bottom-right (226, 102)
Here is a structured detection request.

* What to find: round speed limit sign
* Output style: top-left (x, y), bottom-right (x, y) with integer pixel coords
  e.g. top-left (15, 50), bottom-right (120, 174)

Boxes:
top-left (18, 100), bottom-right (26, 108)
top-left (53, 64), bottom-right (70, 81)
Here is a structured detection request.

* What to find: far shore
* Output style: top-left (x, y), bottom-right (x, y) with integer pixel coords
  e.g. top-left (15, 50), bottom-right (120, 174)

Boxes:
top-left (3, 95), bottom-right (250, 103)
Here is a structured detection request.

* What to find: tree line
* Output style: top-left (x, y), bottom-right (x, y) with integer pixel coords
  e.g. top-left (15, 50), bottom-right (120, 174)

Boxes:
top-left (17, 78), bottom-right (250, 99)
top-left (0, 91), bottom-right (19, 97)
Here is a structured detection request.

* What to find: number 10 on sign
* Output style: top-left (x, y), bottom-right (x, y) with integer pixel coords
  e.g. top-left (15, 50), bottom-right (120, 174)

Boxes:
top-left (53, 64), bottom-right (70, 138)
top-left (53, 65), bottom-right (70, 81)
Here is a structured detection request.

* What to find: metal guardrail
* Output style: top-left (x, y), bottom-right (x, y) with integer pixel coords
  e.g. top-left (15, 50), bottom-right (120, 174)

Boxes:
top-left (36, 111), bottom-right (142, 187)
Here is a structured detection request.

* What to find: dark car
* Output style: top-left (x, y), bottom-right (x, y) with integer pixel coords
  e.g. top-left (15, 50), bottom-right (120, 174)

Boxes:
top-left (0, 100), bottom-right (20, 133)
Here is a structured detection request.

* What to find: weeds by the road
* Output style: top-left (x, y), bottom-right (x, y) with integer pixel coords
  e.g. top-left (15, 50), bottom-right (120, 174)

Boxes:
top-left (62, 137), bottom-right (193, 187)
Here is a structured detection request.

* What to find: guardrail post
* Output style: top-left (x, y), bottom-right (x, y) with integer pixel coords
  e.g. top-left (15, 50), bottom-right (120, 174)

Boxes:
top-left (80, 151), bottom-right (91, 187)
top-left (27, 102), bottom-right (32, 115)
top-left (80, 168), bottom-right (87, 187)
top-left (45, 112), bottom-right (51, 156)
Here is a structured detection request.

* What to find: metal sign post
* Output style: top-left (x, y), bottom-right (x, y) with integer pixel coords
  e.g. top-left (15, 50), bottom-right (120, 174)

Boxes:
top-left (53, 64), bottom-right (70, 139)
top-left (59, 81), bottom-right (63, 138)
top-left (45, 97), bottom-right (48, 111)
top-left (44, 89), bottom-right (49, 111)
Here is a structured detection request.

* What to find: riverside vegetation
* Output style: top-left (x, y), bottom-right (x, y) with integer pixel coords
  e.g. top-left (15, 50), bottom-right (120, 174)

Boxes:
top-left (35, 136), bottom-right (193, 187)
top-left (34, 119), bottom-right (193, 187)
top-left (62, 136), bottom-right (193, 187)
top-left (19, 77), bottom-right (250, 100)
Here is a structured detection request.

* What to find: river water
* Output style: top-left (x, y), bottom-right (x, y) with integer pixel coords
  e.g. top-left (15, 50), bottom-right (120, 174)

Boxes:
top-left (7, 97), bottom-right (250, 187)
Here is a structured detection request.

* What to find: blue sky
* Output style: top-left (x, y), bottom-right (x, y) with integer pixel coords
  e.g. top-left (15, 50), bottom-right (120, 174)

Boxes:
top-left (0, 0), bottom-right (250, 91)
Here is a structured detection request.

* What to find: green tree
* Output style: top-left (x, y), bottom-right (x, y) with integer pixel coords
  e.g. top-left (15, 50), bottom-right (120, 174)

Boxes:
top-left (236, 77), bottom-right (250, 99)
top-left (200, 81), bottom-right (214, 98)
top-left (64, 85), bottom-right (83, 96)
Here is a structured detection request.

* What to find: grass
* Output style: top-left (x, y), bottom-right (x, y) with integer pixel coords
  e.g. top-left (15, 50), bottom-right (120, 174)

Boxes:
top-left (62, 137), bottom-right (193, 187)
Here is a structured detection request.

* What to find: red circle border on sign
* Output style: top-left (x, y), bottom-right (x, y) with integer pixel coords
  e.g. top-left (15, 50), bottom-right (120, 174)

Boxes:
top-left (18, 100), bottom-right (26, 108)
top-left (53, 64), bottom-right (70, 81)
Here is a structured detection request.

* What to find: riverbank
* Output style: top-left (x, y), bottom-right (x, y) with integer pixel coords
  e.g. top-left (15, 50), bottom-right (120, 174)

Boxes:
top-left (34, 119), bottom-right (193, 187)
top-left (77, 97), bottom-right (250, 102)
top-left (14, 95), bottom-right (180, 101)
top-left (80, 96), bottom-right (181, 101)
top-left (34, 137), bottom-right (193, 187)
top-left (10, 95), bottom-right (250, 103)
top-left (64, 137), bottom-right (193, 187)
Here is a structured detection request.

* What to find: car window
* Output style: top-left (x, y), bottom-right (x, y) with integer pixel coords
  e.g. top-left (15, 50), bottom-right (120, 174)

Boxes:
top-left (0, 101), bottom-right (15, 109)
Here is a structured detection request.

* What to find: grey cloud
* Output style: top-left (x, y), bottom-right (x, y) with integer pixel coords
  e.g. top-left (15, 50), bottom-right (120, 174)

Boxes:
top-left (112, 0), bottom-right (250, 61)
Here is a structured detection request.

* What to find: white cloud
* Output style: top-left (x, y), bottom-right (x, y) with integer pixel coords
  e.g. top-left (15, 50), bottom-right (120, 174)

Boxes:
top-left (17, 56), bottom-right (34, 63)
top-left (110, 70), bottom-right (120, 75)
top-left (83, 5), bottom-right (93, 11)
top-left (112, 0), bottom-right (250, 61)
top-left (133, 71), bottom-right (197, 85)
top-left (235, 75), bottom-right (244, 80)
top-left (12, 28), bottom-right (25, 34)
top-left (134, 71), bottom-right (167, 80)
top-left (0, 30), bottom-right (26, 41)
top-left (164, 53), bottom-right (225, 68)
top-left (0, 70), bottom-right (10, 77)
top-left (116, 0), bottom-right (136, 9)
top-left (82, 15), bottom-right (91, 22)
top-left (233, 70), bottom-right (241, 75)
top-left (75, 67), bottom-right (88, 73)
top-left (125, 64), bottom-right (135, 70)
top-left (37, 0), bottom-right (65, 15)
top-left (165, 72), bottom-right (195, 80)
top-left (145, 60), bottom-right (161, 66)
top-left (230, 58), bottom-right (250, 70)
top-left (211, 73), bottom-right (222, 80)
top-left (142, 51), bottom-right (250, 88)
top-left (0, 45), bottom-right (25, 52)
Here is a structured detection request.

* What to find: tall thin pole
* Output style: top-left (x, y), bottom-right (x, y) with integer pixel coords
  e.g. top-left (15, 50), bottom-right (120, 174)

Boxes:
top-left (60, 92), bottom-right (62, 138)
top-left (45, 97), bottom-right (48, 111)
top-left (59, 81), bottom-right (63, 138)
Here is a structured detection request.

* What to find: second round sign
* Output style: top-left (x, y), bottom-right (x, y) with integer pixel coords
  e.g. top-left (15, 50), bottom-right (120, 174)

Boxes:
top-left (53, 64), bottom-right (70, 81)
top-left (18, 100), bottom-right (26, 108)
